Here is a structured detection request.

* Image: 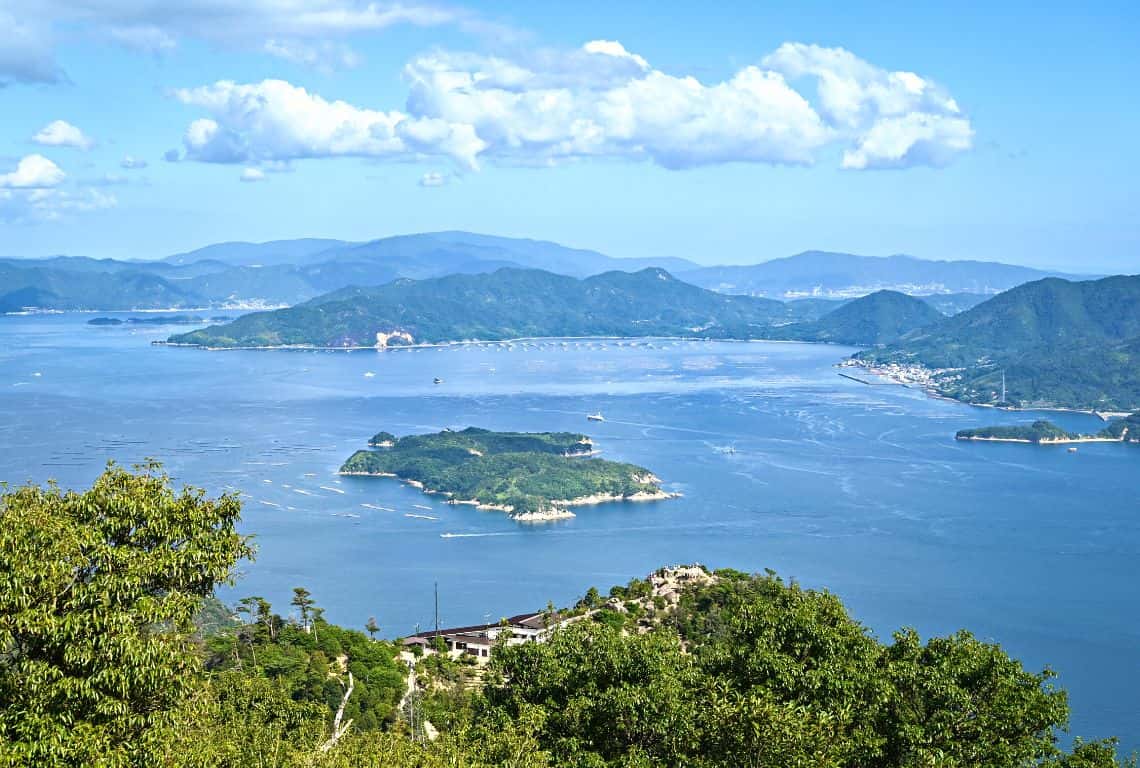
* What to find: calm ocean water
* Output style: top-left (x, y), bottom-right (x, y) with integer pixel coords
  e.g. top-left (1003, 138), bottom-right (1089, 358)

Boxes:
top-left (2, 312), bottom-right (1137, 748)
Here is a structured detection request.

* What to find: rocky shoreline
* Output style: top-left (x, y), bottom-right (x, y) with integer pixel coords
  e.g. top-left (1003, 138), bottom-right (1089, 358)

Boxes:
top-left (339, 470), bottom-right (678, 522)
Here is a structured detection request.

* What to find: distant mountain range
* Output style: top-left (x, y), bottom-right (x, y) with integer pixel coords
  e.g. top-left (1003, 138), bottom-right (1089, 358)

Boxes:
top-left (857, 275), bottom-right (1140, 410)
top-left (1, 233), bottom-right (1087, 313)
top-left (679, 251), bottom-right (1088, 299)
top-left (0, 232), bottom-right (701, 312)
top-left (167, 269), bottom-right (948, 350)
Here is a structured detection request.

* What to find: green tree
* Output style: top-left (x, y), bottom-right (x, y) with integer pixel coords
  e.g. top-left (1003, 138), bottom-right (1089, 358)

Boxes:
top-left (484, 622), bottom-right (701, 767)
top-left (366, 616), bottom-right (380, 640)
top-left (292, 587), bottom-right (315, 633)
top-left (0, 462), bottom-right (252, 767)
top-left (878, 627), bottom-right (1071, 766)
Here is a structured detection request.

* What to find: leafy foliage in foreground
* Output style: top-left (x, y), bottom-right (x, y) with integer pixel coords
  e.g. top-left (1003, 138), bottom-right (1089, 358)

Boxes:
top-left (0, 467), bottom-right (1134, 767)
top-left (480, 571), bottom-right (1115, 767)
top-left (341, 427), bottom-right (665, 514)
top-left (0, 462), bottom-right (252, 766)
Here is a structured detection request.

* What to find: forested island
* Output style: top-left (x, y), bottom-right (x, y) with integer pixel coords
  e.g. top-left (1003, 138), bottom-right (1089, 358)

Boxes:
top-left (956, 414), bottom-right (1140, 444)
top-left (1, 466), bottom-right (1132, 767)
top-left (340, 427), bottom-right (676, 520)
top-left (88, 314), bottom-right (229, 326)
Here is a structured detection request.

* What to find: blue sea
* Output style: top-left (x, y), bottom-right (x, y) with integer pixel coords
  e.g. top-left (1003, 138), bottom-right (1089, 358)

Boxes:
top-left (2, 312), bottom-right (1137, 749)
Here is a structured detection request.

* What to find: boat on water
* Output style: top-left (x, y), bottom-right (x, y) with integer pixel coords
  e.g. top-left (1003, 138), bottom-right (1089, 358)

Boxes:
top-left (1068, 446), bottom-right (1079, 453)
top-left (433, 377), bottom-right (443, 384)
top-left (587, 412), bottom-right (605, 422)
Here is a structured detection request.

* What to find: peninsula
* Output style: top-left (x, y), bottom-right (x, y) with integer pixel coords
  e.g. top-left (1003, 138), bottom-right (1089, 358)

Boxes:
top-left (339, 427), bottom-right (677, 521)
top-left (855, 275), bottom-right (1140, 411)
top-left (956, 414), bottom-right (1139, 445)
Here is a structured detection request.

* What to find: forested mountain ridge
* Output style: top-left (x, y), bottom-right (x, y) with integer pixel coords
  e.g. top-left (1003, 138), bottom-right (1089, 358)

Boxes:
top-left (772, 290), bottom-right (945, 345)
top-left (167, 269), bottom-right (949, 349)
top-left (167, 268), bottom-right (791, 347)
top-left (857, 275), bottom-right (1140, 410)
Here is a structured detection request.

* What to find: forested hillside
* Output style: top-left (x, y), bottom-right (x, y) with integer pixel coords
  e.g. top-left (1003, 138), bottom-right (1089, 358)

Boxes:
top-left (0, 466), bottom-right (1131, 767)
top-left (169, 268), bottom-right (788, 347)
top-left (859, 275), bottom-right (1140, 409)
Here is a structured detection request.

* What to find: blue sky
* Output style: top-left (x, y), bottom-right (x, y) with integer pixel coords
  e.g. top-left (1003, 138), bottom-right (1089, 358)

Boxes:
top-left (1, 0), bottom-right (1136, 271)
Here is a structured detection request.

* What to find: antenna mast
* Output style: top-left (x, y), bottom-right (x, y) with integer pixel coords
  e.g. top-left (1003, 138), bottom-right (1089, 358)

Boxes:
top-left (434, 581), bottom-right (439, 634)
top-left (1001, 369), bottom-right (1007, 404)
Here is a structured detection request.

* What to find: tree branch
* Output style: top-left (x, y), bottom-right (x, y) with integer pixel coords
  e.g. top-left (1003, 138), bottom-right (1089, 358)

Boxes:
top-left (319, 672), bottom-right (354, 753)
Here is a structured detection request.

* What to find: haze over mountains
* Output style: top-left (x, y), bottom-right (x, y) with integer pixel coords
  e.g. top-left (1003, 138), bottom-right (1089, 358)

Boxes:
top-left (680, 251), bottom-right (1086, 298)
top-left (1, 232), bottom-right (1086, 313)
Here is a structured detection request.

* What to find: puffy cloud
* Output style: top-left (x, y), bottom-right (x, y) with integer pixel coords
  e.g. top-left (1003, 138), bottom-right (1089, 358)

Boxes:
top-left (841, 113), bottom-right (974, 170)
top-left (172, 40), bottom-right (972, 173)
top-left (120, 155), bottom-right (148, 169)
top-left (239, 167), bottom-right (266, 182)
top-left (763, 42), bottom-right (973, 169)
top-left (162, 148), bottom-right (182, 162)
top-left (0, 152), bottom-right (118, 221)
top-left (419, 171), bottom-right (447, 187)
top-left (0, 0), bottom-right (468, 82)
top-left (174, 79), bottom-right (486, 169)
top-left (32, 120), bottom-right (95, 150)
top-left (0, 154), bottom-right (66, 188)
top-left (402, 45), bottom-right (830, 169)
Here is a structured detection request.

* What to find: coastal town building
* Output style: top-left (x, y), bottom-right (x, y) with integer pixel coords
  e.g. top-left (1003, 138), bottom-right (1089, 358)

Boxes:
top-left (403, 611), bottom-right (562, 662)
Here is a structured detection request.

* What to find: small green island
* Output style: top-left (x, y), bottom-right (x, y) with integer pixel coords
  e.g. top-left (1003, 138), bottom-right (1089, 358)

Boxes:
top-left (339, 427), bottom-right (677, 521)
top-left (89, 314), bottom-right (228, 326)
top-left (956, 414), bottom-right (1140, 445)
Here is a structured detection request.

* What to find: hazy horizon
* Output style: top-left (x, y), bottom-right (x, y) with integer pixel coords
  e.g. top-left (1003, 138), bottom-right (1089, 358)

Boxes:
top-left (0, 229), bottom-right (1115, 274)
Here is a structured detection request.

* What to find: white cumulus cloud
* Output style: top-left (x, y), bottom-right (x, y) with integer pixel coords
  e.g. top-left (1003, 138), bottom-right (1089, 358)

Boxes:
top-left (0, 154), bottom-right (66, 188)
top-left (419, 171), bottom-right (447, 187)
top-left (120, 155), bottom-right (148, 169)
top-left (32, 120), bottom-right (95, 150)
top-left (171, 40), bottom-right (973, 174)
top-left (762, 42), bottom-right (973, 169)
top-left (174, 79), bottom-right (486, 169)
top-left (239, 167), bottom-right (266, 182)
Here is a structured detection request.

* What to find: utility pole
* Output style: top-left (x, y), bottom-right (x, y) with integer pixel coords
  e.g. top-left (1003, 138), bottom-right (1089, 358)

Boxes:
top-left (1001, 369), bottom-right (1007, 404)
top-left (434, 581), bottom-right (439, 635)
